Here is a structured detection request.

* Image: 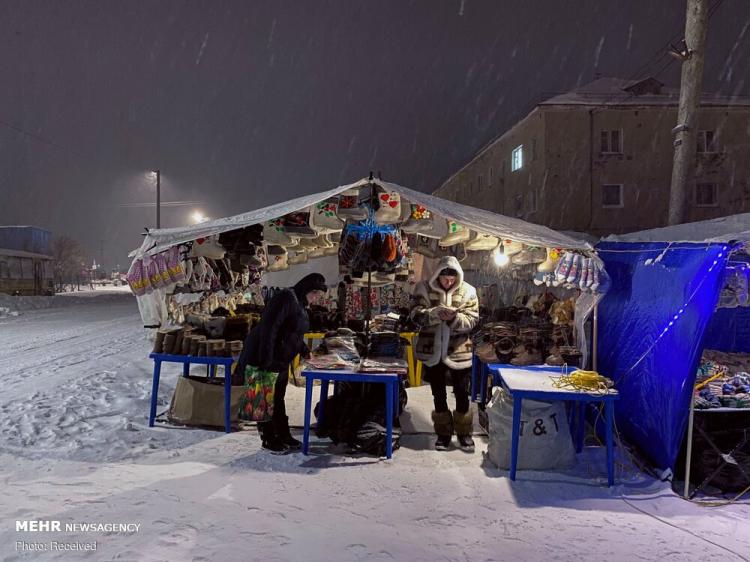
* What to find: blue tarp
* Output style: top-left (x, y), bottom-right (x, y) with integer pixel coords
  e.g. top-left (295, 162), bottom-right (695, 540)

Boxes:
top-left (703, 306), bottom-right (750, 353)
top-left (596, 241), bottom-right (731, 471)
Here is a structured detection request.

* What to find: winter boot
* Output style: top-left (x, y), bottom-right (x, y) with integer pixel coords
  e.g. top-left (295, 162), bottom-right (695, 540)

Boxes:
top-left (273, 414), bottom-right (301, 450)
top-left (453, 408), bottom-right (474, 452)
top-left (258, 420), bottom-right (286, 452)
top-left (432, 410), bottom-right (454, 451)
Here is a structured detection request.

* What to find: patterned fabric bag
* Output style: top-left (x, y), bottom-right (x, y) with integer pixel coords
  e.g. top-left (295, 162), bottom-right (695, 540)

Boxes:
top-left (374, 190), bottom-right (402, 224)
top-left (439, 221), bottom-right (471, 247)
top-left (263, 218), bottom-right (294, 246)
top-left (238, 366), bottom-right (278, 422)
top-left (337, 188), bottom-right (368, 220)
top-left (311, 199), bottom-right (345, 233)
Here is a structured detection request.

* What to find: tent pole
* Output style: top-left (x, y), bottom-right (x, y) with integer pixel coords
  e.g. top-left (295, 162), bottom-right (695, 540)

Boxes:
top-left (683, 396), bottom-right (696, 498)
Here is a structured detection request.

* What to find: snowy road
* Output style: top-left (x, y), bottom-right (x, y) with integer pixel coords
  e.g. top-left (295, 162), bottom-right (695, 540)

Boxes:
top-left (0, 294), bottom-right (749, 562)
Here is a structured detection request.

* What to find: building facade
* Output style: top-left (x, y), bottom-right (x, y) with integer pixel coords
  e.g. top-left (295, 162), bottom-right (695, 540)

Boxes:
top-left (0, 226), bottom-right (54, 295)
top-left (434, 77), bottom-right (750, 236)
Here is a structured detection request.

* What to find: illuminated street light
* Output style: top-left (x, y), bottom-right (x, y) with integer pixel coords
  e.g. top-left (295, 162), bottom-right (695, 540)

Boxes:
top-left (191, 211), bottom-right (209, 224)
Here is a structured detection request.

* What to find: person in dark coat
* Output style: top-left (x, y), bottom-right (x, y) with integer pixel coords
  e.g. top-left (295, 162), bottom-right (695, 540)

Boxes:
top-left (235, 273), bottom-right (327, 451)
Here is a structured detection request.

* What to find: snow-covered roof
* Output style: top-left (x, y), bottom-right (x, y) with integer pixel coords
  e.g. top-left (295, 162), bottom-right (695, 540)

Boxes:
top-left (129, 177), bottom-right (592, 257)
top-left (604, 213), bottom-right (750, 243)
top-left (540, 77), bottom-right (750, 108)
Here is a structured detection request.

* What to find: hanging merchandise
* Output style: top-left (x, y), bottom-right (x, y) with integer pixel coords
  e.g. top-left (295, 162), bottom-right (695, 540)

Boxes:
top-left (263, 218), bottom-right (294, 246)
top-left (338, 212), bottom-right (405, 273)
top-left (266, 245), bottom-right (289, 272)
top-left (127, 258), bottom-right (151, 296)
top-left (374, 189), bottom-right (402, 224)
top-left (511, 245), bottom-right (546, 266)
top-left (280, 210), bottom-right (318, 238)
top-left (537, 248), bottom-right (561, 273)
top-left (309, 246), bottom-right (327, 259)
top-left (311, 199), bottom-right (345, 233)
top-left (415, 235), bottom-right (450, 259)
top-left (439, 220), bottom-right (472, 247)
top-left (288, 251), bottom-right (308, 265)
top-left (401, 204), bottom-right (435, 235)
top-left (312, 233), bottom-right (333, 249)
top-left (465, 232), bottom-right (500, 252)
top-left (337, 187), bottom-right (368, 220)
top-left (545, 252), bottom-right (611, 294)
top-left (189, 236), bottom-right (226, 260)
top-left (503, 239), bottom-right (524, 257)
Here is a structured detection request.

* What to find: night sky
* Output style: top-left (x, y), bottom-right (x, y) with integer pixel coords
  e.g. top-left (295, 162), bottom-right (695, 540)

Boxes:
top-left (1, 0), bottom-right (749, 269)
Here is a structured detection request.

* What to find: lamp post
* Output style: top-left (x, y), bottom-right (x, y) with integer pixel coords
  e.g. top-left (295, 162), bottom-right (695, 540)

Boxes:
top-left (153, 169), bottom-right (161, 229)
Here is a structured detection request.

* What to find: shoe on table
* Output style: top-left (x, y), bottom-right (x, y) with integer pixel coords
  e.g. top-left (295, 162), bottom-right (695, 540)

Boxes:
top-left (457, 434), bottom-right (475, 451)
top-left (435, 435), bottom-right (452, 451)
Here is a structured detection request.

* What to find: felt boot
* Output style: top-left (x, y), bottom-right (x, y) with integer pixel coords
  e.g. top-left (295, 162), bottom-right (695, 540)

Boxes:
top-left (258, 420), bottom-right (286, 452)
top-left (432, 410), bottom-right (454, 450)
top-left (273, 414), bottom-right (301, 450)
top-left (453, 408), bottom-right (474, 451)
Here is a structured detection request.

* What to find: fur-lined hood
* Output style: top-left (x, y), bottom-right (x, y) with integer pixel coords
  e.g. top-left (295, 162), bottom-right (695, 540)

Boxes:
top-left (428, 256), bottom-right (465, 294)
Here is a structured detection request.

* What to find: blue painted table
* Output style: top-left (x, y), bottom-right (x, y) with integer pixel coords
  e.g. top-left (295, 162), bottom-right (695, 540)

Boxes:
top-left (488, 366), bottom-right (619, 487)
top-left (471, 356), bottom-right (552, 403)
top-left (301, 369), bottom-right (400, 459)
top-left (148, 353), bottom-right (235, 433)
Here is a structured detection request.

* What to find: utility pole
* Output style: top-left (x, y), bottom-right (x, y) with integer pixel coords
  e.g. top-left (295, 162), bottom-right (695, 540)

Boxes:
top-left (154, 169), bottom-right (161, 229)
top-left (667, 0), bottom-right (709, 225)
top-left (99, 239), bottom-right (104, 277)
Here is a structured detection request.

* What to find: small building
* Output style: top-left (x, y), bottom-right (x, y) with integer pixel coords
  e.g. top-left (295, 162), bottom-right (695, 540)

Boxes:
top-left (0, 226), bottom-right (54, 295)
top-left (434, 77), bottom-right (750, 236)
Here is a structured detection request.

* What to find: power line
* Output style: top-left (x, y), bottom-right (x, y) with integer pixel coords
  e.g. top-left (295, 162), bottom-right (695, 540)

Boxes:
top-left (116, 201), bottom-right (203, 208)
top-left (0, 116), bottom-right (84, 158)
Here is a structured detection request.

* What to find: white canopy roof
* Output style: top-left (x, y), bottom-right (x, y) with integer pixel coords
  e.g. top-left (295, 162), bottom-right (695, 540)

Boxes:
top-left (605, 213), bottom-right (750, 244)
top-left (129, 178), bottom-right (592, 258)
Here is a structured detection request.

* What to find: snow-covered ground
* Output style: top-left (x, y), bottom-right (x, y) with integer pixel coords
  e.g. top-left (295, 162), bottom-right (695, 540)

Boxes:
top-left (0, 293), bottom-right (749, 562)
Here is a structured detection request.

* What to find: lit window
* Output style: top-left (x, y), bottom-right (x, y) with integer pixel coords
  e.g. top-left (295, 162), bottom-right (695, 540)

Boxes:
top-left (511, 145), bottom-right (523, 171)
top-left (602, 184), bottom-right (623, 208)
top-left (601, 130), bottom-right (622, 153)
top-left (695, 183), bottom-right (718, 206)
top-left (697, 131), bottom-right (716, 153)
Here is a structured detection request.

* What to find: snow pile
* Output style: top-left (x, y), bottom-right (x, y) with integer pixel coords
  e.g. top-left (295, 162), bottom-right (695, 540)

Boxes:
top-left (1, 299), bottom-right (749, 561)
top-left (0, 288), bottom-right (133, 314)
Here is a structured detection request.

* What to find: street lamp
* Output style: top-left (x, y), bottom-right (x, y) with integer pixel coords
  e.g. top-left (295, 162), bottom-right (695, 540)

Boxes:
top-left (153, 170), bottom-right (161, 229)
top-left (191, 211), bottom-right (209, 224)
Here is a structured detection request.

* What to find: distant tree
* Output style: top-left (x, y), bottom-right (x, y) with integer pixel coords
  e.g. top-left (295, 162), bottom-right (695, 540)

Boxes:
top-left (51, 236), bottom-right (86, 291)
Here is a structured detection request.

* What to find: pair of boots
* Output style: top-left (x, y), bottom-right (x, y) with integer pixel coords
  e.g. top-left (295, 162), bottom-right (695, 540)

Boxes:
top-left (258, 415), bottom-right (301, 453)
top-left (432, 409), bottom-right (474, 451)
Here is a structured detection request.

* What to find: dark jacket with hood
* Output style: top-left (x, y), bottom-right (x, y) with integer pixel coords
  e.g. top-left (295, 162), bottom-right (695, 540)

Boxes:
top-left (235, 273), bottom-right (327, 375)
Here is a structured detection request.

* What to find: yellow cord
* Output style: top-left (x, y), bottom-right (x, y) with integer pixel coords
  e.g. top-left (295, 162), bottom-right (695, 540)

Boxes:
top-left (550, 369), bottom-right (614, 394)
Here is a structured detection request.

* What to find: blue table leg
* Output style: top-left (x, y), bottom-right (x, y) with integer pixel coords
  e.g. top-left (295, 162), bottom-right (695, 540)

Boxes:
top-left (385, 380), bottom-right (394, 459)
top-left (470, 354), bottom-right (478, 401)
top-left (209, 364), bottom-right (216, 378)
top-left (318, 380), bottom-right (329, 428)
top-left (183, 362), bottom-right (189, 377)
top-left (303, 376), bottom-right (313, 455)
top-left (149, 360), bottom-right (162, 427)
top-left (224, 362), bottom-right (231, 433)
top-left (509, 394), bottom-right (522, 481)
top-left (605, 399), bottom-right (615, 487)
top-left (480, 361), bottom-right (488, 405)
top-left (394, 377), bottom-right (400, 416)
top-left (576, 402), bottom-right (585, 453)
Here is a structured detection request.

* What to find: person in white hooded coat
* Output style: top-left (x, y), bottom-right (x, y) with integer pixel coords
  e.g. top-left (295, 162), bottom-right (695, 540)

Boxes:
top-left (410, 255), bottom-right (479, 450)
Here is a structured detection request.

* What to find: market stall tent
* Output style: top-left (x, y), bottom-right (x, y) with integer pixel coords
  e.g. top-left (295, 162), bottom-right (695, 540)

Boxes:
top-left (129, 178), bottom-right (593, 259)
top-left (595, 213), bottom-right (750, 474)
